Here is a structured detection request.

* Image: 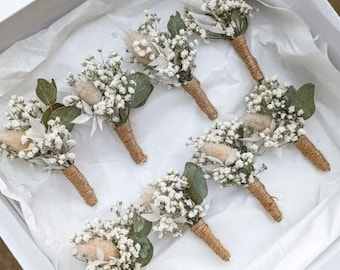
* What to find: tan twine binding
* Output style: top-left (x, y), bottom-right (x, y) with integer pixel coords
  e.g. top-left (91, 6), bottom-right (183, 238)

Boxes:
top-left (183, 77), bottom-right (218, 120)
top-left (247, 177), bottom-right (282, 222)
top-left (231, 35), bottom-right (264, 81)
top-left (294, 135), bottom-right (330, 171)
top-left (62, 164), bottom-right (98, 206)
top-left (115, 121), bottom-right (147, 164)
top-left (191, 219), bottom-right (230, 261)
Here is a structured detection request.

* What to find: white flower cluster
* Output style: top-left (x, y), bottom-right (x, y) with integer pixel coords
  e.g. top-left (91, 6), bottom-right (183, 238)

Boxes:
top-left (185, 0), bottom-right (252, 40)
top-left (142, 169), bottom-right (208, 238)
top-left (1, 117), bottom-right (76, 169)
top-left (72, 206), bottom-right (143, 270)
top-left (245, 77), bottom-right (306, 147)
top-left (4, 95), bottom-right (42, 130)
top-left (192, 121), bottom-right (257, 186)
top-left (134, 12), bottom-right (198, 87)
top-left (66, 50), bottom-right (136, 126)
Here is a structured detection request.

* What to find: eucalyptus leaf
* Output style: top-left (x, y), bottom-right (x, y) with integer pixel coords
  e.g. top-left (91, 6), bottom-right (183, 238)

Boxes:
top-left (291, 83), bottom-right (315, 120)
top-left (132, 215), bottom-right (152, 237)
top-left (136, 237), bottom-right (153, 267)
top-left (285, 86), bottom-right (297, 107)
top-left (183, 162), bottom-right (208, 204)
top-left (167, 11), bottom-right (186, 37)
top-left (49, 106), bottom-right (81, 132)
top-left (41, 103), bottom-right (63, 128)
top-left (128, 73), bottom-right (153, 108)
top-left (36, 79), bottom-right (57, 106)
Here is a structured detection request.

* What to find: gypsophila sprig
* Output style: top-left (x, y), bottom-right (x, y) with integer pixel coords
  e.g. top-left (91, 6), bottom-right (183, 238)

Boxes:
top-left (141, 169), bottom-right (208, 238)
top-left (191, 120), bottom-right (260, 186)
top-left (245, 77), bottom-right (306, 148)
top-left (66, 49), bottom-right (153, 164)
top-left (127, 11), bottom-right (218, 120)
top-left (72, 203), bottom-right (153, 269)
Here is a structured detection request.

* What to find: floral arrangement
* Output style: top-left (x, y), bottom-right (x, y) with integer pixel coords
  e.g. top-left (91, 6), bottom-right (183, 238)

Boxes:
top-left (245, 76), bottom-right (330, 171)
top-left (183, 0), bottom-right (264, 81)
top-left (126, 11), bottom-right (218, 120)
top-left (191, 120), bottom-right (282, 221)
top-left (140, 165), bottom-right (230, 261)
top-left (72, 203), bottom-right (153, 269)
top-left (65, 50), bottom-right (153, 164)
top-left (0, 79), bottom-right (97, 205)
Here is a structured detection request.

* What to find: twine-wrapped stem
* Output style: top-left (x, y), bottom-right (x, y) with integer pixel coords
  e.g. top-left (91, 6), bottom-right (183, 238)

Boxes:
top-left (114, 121), bottom-right (147, 164)
top-left (183, 77), bottom-right (218, 120)
top-left (62, 164), bottom-right (97, 206)
top-left (294, 135), bottom-right (330, 171)
top-left (231, 35), bottom-right (264, 82)
top-left (191, 218), bottom-right (230, 261)
top-left (247, 177), bottom-right (282, 222)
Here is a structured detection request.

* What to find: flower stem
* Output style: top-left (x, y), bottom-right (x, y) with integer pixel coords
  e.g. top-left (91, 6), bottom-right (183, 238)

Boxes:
top-left (247, 177), bottom-right (282, 222)
top-left (62, 164), bottom-right (98, 206)
top-left (294, 135), bottom-right (330, 171)
top-left (191, 218), bottom-right (230, 261)
top-left (231, 35), bottom-right (264, 82)
top-left (183, 76), bottom-right (218, 120)
top-left (115, 121), bottom-right (147, 164)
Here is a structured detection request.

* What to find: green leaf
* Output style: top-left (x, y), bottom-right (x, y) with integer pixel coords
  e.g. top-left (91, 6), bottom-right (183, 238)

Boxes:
top-left (167, 11), bottom-right (186, 37)
top-left (136, 237), bottom-right (153, 267)
top-left (183, 162), bottom-right (208, 204)
top-left (132, 215), bottom-right (152, 237)
top-left (291, 83), bottom-right (315, 120)
top-left (41, 103), bottom-right (63, 128)
top-left (49, 106), bottom-right (81, 132)
top-left (36, 79), bottom-right (57, 106)
top-left (285, 86), bottom-right (297, 107)
top-left (128, 73), bottom-right (153, 108)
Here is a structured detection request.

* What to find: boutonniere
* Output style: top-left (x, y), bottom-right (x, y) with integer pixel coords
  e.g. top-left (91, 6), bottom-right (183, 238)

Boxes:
top-left (126, 11), bottom-right (218, 120)
top-left (0, 79), bottom-right (97, 205)
top-left (65, 50), bottom-right (153, 164)
top-left (140, 165), bottom-right (230, 261)
top-left (183, 0), bottom-right (264, 81)
top-left (72, 203), bottom-right (153, 269)
top-left (191, 120), bottom-right (282, 222)
top-left (244, 77), bottom-right (330, 171)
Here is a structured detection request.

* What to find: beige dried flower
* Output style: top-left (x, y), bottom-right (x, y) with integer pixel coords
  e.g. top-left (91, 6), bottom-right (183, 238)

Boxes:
top-left (140, 186), bottom-right (156, 205)
top-left (203, 143), bottom-right (233, 162)
top-left (0, 130), bottom-right (30, 151)
top-left (126, 32), bottom-right (158, 65)
top-left (75, 81), bottom-right (102, 105)
top-left (244, 113), bottom-right (272, 132)
top-left (78, 239), bottom-right (119, 261)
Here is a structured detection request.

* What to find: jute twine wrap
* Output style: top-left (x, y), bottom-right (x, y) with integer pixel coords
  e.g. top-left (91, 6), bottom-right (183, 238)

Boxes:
top-left (183, 77), bottom-right (218, 120)
top-left (231, 35), bottom-right (264, 82)
top-left (191, 219), bottom-right (230, 261)
top-left (247, 177), bottom-right (282, 222)
top-left (62, 164), bottom-right (98, 206)
top-left (294, 135), bottom-right (330, 171)
top-left (115, 121), bottom-right (147, 164)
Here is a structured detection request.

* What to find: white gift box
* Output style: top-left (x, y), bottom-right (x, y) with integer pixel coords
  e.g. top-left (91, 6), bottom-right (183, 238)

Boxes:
top-left (0, 0), bottom-right (340, 269)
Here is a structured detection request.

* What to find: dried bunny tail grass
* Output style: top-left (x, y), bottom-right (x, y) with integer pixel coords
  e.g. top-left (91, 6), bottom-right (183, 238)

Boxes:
top-left (247, 177), bottom-right (282, 222)
top-left (114, 121), bottom-right (147, 164)
top-left (62, 164), bottom-right (98, 206)
top-left (75, 81), bottom-right (102, 105)
top-left (78, 239), bottom-right (119, 261)
top-left (202, 143), bottom-right (232, 162)
top-left (191, 219), bottom-right (230, 261)
top-left (140, 186), bottom-right (156, 205)
top-left (125, 32), bottom-right (158, 65)
top-left (183, 77), bottom-right (218, 120)
top-left (0, 130), bottom-right (30, 151)
top-left (294, 135), bottom-right (330, 171)
top-left (244, 113), bottom-right (272, 132)
top-left (231, 35), bottom-right (264, 82)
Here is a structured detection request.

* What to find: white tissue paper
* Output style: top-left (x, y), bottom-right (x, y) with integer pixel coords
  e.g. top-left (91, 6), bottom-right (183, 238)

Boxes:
top-left (1, 0), bottom-right (340, 269)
